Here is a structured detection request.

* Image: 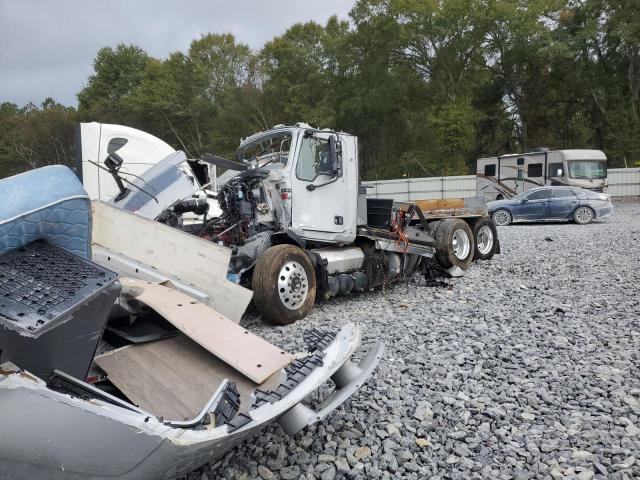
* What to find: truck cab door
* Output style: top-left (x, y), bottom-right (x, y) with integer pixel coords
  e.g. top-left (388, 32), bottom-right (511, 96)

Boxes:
top-left (290, 132), bottom-right (355, 243)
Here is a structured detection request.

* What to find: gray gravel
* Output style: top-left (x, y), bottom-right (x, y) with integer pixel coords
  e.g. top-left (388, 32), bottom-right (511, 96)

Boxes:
top-left (194, 198), bottom-right (640, 480)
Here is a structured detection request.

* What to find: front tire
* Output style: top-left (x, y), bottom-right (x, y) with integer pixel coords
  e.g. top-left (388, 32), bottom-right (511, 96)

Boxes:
top-left (492, 209), bottom-right (512, 226)
top-left (573, 206), bottom-right (594, 225)
top-left (471, 217), bottom-right (498, 261)
top-left (252, 244), bottom-right (316, 325)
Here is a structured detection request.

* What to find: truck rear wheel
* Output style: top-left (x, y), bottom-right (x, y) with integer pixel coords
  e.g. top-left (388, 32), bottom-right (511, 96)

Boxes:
top-left (433, 218), bottom-right (475, 270)
top-left (471, 217), bottom-right (498, 261)
top-left (252, 244), bottom-right (316, 325)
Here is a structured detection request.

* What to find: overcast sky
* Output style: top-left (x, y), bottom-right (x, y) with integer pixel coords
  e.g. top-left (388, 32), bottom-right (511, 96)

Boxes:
top-left (0, 0), bottom-right (354, 107)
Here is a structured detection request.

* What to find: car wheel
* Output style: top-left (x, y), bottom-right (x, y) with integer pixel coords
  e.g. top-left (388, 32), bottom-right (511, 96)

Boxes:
top-left (471, 217), bottom-right (498, 261)
top-left (573, 206), bottom-right (594, 225)
top-left (496, 194), bottom-right (504, 200)
top-left (492, 209), bottom-right (512, 226)
top-left (432, 218), bottom-right (475, 270)
top-left (252, 244), bottom-right (316, 325)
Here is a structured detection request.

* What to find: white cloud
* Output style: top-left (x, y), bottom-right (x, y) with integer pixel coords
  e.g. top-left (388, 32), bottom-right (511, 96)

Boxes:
top-left (0, 0), bottom-right (354, 106)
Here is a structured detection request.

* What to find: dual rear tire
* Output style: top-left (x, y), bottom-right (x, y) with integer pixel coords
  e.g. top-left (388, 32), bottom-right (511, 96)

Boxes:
top-left (431, 217), bottom-right (498, 269)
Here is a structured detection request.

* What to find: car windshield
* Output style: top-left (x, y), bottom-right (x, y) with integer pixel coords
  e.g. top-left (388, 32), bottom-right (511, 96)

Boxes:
top-left (567, 161), bottom-right (607, 179)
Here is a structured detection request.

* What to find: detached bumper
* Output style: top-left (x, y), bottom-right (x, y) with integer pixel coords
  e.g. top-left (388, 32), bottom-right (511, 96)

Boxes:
top-left (278, 339), bottom-right (385, 435)
top-left (0, 323), bottom-right (382, 480)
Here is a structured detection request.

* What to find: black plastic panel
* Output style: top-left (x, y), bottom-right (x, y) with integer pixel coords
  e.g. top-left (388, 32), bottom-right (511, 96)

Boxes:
top-left (0, 240), bottom-right (120, 380)
top-left (367, 198), bottom-right (394, 229)
top-left (0, 241), bottom-right (117, 334)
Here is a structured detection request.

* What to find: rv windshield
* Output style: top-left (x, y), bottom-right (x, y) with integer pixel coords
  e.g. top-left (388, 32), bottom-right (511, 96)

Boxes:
top-left (567, 161), bottom-right (607, 179)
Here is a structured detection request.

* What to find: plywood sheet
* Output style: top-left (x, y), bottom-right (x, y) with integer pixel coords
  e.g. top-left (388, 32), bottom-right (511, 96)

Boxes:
top-left (414, 198), bottom-right (465, 212)
top-left (120, 278), bottom-right (293, 383)
top-left (95, 335), bottom-right (261, 420)
top-left (91, 202), bottom-right (252, 322)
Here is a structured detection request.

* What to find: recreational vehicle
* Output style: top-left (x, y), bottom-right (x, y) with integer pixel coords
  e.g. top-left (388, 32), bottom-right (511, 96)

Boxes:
top-left (476, 149), bottom-right (608, 201)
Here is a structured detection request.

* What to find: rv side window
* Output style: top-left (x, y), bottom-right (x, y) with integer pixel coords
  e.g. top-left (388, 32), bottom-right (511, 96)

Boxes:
top-left (528, 163), bottom-right (543, 177)
top-left (517, 157), bottom-right (525, 165)
top-left (484, 164), bottom-right (496, 176)
top-left (548, 162), bottom-right (563, 177)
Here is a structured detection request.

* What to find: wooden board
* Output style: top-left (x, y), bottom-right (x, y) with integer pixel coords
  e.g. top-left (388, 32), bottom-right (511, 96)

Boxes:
top-left (95, 335), bottom-right (263, 420)
top-left (91, 202), bottom-right (252, 322)
top-left (120, 278), bottom-right (294, 383)
top-left (414, 198), bottom-right (465, 212)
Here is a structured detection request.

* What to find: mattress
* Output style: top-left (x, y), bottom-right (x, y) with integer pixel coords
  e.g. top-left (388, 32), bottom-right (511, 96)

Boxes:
top-left (0, 165), bottom-right (91, 258)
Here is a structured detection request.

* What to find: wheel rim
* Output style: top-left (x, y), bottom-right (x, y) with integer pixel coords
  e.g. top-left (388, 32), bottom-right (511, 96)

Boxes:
top-left (277, 260), bottom-right (309, 310)
top-left (493, 210), bottom-right (510, 226)
top-left (477, 225), bottom-right (494, 255)
top-left (576, 207), bottom-right (593, 224)
top-left (451, 229), bottom-right (471, 260)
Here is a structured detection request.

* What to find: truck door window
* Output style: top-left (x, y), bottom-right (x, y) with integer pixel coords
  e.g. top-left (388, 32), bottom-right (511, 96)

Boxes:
top-left (548, 162), bottom-right (563, 177)
top-left (107, 137), bottom-right (128, 154)
top-left (296, 136), bottom-right (332, 181)
top-left (527, 163), bottom-right (543, 177)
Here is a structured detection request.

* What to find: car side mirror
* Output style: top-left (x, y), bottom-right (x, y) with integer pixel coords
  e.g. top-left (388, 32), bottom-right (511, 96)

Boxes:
top-left (556, 169), bottom-right (563, 176)
top-left (521, 197), bottom-right (529, 203)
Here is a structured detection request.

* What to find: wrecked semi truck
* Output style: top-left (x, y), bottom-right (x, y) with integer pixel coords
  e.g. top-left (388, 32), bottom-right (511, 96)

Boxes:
top-left (0, 165), bottom-right (382, 479)
top-left (81, 123), bottom-right (500, 324)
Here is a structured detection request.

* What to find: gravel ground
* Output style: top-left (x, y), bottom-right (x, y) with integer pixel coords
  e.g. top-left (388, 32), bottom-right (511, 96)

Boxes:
top-left (196, 198), bottom-right (640, 480)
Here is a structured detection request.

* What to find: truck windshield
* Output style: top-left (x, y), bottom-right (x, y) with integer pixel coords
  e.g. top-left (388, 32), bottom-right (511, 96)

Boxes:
top-left (567, 161), bottom-right (607, 179)
top-left (238, 132), bottom-right (292, 167)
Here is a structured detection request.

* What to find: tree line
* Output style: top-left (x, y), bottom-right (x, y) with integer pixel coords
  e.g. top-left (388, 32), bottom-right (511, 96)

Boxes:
top-left (1, 0), bottom-right (638, 180)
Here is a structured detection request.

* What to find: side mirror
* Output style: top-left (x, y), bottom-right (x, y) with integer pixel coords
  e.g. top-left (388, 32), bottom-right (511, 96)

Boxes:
top-left (103, 152), bottom-right (128, 201)
top-left (556, 168), bottom-right (563, 177)
top-left (521, 197), bottom-right (529, 203)
top-left (104, 152), bottom-right (124, 173)
top-left (329, 135), bottom-right (342, 174)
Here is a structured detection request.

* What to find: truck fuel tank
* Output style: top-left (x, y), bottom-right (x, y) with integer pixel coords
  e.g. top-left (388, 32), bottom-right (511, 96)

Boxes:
top-left (310, 246), bottom-right (365, 275)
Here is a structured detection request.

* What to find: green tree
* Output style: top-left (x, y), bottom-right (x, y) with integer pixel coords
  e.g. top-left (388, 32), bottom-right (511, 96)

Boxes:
top-left (77, 44), bottom-right (151, 122)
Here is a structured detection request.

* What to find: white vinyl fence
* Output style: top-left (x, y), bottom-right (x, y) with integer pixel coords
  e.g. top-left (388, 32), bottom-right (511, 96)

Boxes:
top-left (363, 168), bottom-right (640, 200)
top-left (362, 175), bottom-right (477, 201)
top-left (606, 168), bottom-right (640, 197)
